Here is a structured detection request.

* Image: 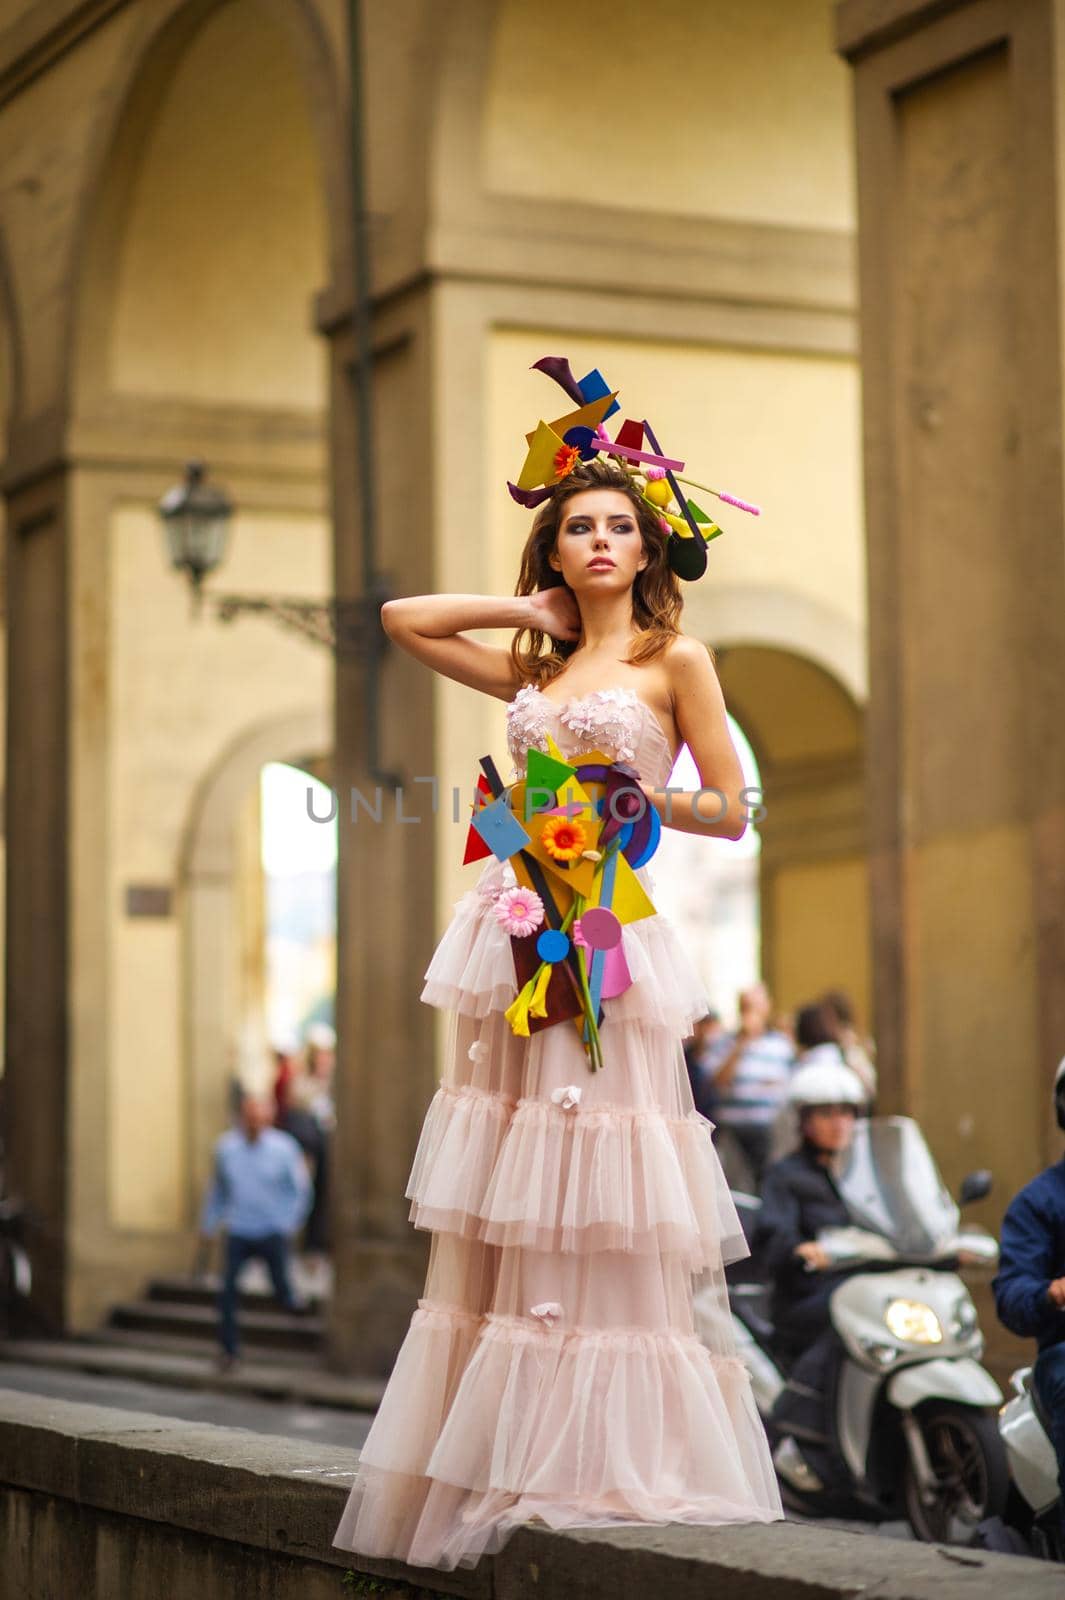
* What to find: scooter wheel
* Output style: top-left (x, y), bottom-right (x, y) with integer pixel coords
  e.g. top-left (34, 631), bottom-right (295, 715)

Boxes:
top-left (903, 1402), bottom-right (1010, 1545)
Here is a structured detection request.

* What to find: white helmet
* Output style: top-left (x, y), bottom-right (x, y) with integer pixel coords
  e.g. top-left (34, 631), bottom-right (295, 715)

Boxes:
top-left (787, 1060), bottom-right (867, 1110)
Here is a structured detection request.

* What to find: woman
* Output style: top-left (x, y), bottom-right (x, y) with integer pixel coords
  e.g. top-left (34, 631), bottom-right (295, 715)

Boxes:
top-left (333, 442), bottom-right (782, 1570)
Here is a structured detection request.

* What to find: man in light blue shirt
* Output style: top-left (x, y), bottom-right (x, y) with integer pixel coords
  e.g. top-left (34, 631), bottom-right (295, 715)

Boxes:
top-left (696, 983), bottom-right (796, 1186)
top-left (200, 1092), bottom-right (312, 1365)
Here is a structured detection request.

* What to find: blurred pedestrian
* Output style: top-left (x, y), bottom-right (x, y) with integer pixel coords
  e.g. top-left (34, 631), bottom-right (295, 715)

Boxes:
top-left (271, 1030), bottom-right (301, 1123)
top-left (290, 1021), bottom-right (336, 1256)
top-left (684, 1011), bottom-right (723, 1121)
top-left (700, 983), bottom-right (796, 1188)
top-left (199, 1092), bottom-right (312, 1369)
top-left (820, 988), bottom-right (877, 1102)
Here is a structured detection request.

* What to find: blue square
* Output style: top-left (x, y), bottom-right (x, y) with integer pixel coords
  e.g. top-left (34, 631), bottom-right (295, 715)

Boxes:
top-left (578, 368), bottom-right (621, 420)
top-left (471, 796), bottom-right (531, 861)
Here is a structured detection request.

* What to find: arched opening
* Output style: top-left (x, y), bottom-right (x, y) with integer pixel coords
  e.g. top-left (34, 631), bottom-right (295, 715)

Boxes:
top-left (180, 708), bottom-right (331, 1225)
top-left (652, 716), bottom-right (763, 1019)
top-left (717, 644), bottom-right (869, 1036)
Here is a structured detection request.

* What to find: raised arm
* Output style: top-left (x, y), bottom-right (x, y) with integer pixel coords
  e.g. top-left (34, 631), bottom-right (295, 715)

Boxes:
top-left (380, 589), bottom-right (581, 702)
top-left (639, 637), bottom-right (751, 841)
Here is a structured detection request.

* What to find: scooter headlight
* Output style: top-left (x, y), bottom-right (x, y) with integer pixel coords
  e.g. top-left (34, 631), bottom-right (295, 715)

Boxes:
top-left (884, 1298), bottom-right (943, 1345)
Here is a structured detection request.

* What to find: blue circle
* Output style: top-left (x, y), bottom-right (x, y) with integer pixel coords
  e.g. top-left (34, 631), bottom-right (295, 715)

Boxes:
top-left (628, 804), bottom-right (661, 868)
top-left (537, 929), bottom-right (570, 963)
top-left (563, 424), bottom-right (597, 461)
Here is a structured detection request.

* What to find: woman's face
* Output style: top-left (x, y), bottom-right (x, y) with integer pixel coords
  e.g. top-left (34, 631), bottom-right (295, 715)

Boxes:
top-left (801, 1105), bottom-right (857, 1153)
top-left (548, 488), bottom-right (649, 594)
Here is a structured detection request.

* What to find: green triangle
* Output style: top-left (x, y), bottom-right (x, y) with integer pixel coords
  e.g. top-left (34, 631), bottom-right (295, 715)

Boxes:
top-left (686, 497), bottom-right (711, 524)
top-left (525, 745), bottom-right (577, 810)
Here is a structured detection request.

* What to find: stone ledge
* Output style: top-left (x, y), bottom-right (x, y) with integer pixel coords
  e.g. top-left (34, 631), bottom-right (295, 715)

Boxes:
top-left (0, 1388), bottom-right (1059, 1600)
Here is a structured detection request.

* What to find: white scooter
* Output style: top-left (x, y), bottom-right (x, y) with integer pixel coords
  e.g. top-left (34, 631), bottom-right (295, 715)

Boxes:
top-left (976, 1366), bottom-right (1063, 1561)
top-left (715, 1116), bottom-right (1006, 1543)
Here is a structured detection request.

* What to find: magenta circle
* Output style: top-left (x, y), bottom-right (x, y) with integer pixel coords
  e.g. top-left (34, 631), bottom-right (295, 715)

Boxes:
top-left (580, 907), bottom-right (622, 950)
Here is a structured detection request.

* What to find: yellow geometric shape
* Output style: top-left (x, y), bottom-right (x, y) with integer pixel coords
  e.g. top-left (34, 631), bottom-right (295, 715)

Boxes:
top-left (516, 419), bottom-right (567, 490)
top-left (535, 391), bottom-right (620, 446)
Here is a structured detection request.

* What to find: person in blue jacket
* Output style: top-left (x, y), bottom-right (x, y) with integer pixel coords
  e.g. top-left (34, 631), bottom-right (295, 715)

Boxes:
top-left (993, 1055), bottom-right (1065, 1528)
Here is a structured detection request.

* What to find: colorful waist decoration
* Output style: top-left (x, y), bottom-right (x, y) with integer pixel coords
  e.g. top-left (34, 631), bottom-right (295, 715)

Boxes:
top-left (464, 738), bottom-right (662, 1071)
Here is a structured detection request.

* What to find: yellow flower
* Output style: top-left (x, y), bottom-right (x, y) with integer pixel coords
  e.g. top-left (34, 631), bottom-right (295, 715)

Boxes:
top-left (529, 961), bottom-right (553, 1019)
top-left (505, 977), bottom-right (537, 1037)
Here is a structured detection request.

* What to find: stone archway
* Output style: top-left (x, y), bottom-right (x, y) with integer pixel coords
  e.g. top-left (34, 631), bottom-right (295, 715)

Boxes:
top-left (705, 582), bottom-right (867, 705)
top-left (179, 707), bottom-right (331, 1215)
top-left (0, 0), bottom-right (341, 1328)
top-left (714, 638), bottom-right (869, 1033)
top-left (68, 0), bottom-right (345, 417)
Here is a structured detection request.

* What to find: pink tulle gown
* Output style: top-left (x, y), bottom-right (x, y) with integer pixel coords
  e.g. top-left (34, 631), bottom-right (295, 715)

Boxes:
top-left (333, 684), bottom-right (783, 1571)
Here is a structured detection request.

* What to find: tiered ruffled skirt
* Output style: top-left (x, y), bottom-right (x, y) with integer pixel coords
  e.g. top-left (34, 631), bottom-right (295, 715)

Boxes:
top-left (333, 857), bottom-right (783, 1571)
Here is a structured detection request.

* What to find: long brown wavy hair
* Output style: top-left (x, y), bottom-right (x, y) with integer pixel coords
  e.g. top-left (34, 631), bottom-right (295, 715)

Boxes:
top-left (510, 459), bottom-right (692, 688)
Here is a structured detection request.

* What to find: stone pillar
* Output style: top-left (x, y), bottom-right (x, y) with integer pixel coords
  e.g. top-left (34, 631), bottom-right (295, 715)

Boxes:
top-left (837, 0), bottom-right (1065, 1193)
top-left (324, 286), bottom-right (438, 1374)
top-left (3, 470), bottom-right (70, 1329)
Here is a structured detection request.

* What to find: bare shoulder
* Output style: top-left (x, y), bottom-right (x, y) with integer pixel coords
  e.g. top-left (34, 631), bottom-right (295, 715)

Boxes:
top-left (662, 634), bottom-right (720, 698)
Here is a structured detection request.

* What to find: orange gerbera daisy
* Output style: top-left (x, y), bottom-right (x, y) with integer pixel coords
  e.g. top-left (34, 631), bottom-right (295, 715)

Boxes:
top-left (541, 815), bottom-right (587, 861)
top-left (553, 443), bottom-right (580, 480)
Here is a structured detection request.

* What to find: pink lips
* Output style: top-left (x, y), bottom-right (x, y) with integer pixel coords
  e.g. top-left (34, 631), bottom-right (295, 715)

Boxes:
top-left (587, 560), bottom-right (616, 570)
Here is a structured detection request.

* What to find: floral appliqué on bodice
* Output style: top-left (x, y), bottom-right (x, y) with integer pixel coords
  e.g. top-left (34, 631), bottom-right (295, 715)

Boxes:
top-left (505, 684), bottom-right (673, 789)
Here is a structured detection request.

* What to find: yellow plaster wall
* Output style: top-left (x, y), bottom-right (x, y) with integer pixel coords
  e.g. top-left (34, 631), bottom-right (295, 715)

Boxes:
top-left (910, 826), bottom-right (1041, 1198)
top-left (770, 855), bottom-right (871, 1028)
top-left (483, 0), bottom-right (855, 230)
top-left (107, 502), bottom-right (331, 1230)
top-left (109, 1), bottom-right (327, 409)
top-left (487, 331), bottom-right (865, 651)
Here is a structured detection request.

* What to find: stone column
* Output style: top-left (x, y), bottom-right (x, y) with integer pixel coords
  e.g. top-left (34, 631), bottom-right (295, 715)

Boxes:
top-left (324, 287), bottom-right (438, 1375)
top-left (3, 470), bottom-right (70, 1329)
top-left (837, 0), bottom-right (1065, 1192)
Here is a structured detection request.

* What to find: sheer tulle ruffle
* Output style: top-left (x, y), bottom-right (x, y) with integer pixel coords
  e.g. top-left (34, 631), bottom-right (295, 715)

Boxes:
top-left (407, 1092), bottom-right (747, 1267)
top-left (335, 1296), bottom-right (781, 1570)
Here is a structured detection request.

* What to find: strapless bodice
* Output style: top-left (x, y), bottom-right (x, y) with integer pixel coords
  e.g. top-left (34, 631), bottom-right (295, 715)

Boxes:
top-left (504, 684), bottom-right (676, 788)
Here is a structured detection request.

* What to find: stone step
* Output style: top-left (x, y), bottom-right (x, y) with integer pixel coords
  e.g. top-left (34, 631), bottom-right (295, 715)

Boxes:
top-left (107, 1299), bottom-right (324, 1353)
top-left (90, 1326), bottom-right (316, 1367)
top-left (0, 1338), bottom-right (383, 1411)
top-left (143, 1275), bottom-right (327, 1316)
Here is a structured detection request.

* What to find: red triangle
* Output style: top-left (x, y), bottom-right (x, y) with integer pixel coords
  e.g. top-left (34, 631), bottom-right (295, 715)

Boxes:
top-left (615, 419), bottom-right (645, 451)
top-left (462, 773), bottom-right (495, 864)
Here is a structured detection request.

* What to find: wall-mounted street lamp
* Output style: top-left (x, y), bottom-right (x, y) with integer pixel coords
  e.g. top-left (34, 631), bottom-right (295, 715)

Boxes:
top-left (157, 459), bottom-right (390, 660)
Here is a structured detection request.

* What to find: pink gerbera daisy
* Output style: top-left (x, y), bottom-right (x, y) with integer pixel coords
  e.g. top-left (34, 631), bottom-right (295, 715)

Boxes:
top-left (493, 886), bottom-right (545, 938)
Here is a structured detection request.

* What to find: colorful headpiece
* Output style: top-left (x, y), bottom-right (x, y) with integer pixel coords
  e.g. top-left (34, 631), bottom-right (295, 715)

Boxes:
top-left (507, 356), bottom-right (760, 581)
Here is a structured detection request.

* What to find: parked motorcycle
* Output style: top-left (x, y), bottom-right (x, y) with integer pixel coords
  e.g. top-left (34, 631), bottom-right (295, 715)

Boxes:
top-left (975, 1365), bottom-right (1063, 1561)
top-left (713, 1115), bottom-right (1006, 1543)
